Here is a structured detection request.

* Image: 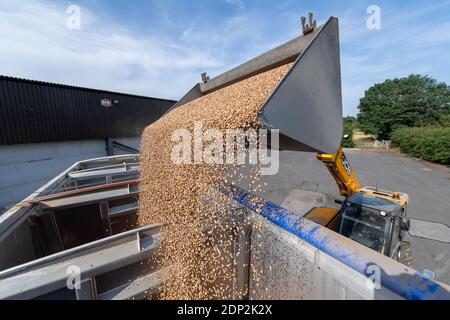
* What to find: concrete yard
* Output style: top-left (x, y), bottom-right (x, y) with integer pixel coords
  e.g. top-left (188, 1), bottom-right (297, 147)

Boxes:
top-left (260, 149), bottom-right (450, 284)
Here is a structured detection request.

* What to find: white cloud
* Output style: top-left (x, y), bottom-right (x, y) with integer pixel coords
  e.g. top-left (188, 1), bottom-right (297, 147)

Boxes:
top-left (225, 0), bottom-right (245, 10)
top-left (1, 0), bottom-right (448, 116)
top-left (0, 0), bottom-right (283, 101)
top-left (177, 11), bottom-right (290, 77)
top-left (338, 2), bottom-right (450, 115)
top-left (0, 0), bottom-right (222, 99)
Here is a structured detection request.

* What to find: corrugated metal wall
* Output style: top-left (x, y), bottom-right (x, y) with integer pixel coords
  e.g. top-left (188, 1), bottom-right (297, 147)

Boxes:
top-left (0, 76), bottom-right (175, 145)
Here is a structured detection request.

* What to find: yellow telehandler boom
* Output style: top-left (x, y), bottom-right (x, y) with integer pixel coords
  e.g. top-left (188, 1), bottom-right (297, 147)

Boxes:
top-left (316, 146), bottom-right (408, 206)
top-left (317, 146), bottom-right (360, 197)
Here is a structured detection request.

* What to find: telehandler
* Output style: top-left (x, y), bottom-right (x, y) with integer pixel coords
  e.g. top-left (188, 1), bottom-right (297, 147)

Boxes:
top-left (304, 146), bottom-right (413, 266)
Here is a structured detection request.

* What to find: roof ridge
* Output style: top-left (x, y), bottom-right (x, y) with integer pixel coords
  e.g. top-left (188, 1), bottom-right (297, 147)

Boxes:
top-left (0, 75), bottom-right (176, 102)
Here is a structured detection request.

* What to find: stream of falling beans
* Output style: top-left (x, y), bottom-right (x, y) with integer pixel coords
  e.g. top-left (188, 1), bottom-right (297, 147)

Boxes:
top-left (137, 63), bottom-right (291, 299)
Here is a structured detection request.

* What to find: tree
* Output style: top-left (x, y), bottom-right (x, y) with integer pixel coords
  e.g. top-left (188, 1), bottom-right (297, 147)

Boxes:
top-left (341, 116), bottom-right (357, 147)
top-left (357, 75), bottom-right (450, 140)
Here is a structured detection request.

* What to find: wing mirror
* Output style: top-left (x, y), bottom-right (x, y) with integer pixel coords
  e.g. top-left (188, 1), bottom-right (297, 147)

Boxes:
top-left (400, 217), bottom-right (410, 231)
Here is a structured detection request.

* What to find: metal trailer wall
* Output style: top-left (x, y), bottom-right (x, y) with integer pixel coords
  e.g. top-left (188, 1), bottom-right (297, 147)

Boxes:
top-left (249, 213), bottom-right (403, 299)
top-left (0, 137), bottom-right (141, 210)
top-left (1, 156), bottom-right (449, 300)
top-left (0, 76), bottom-right (175, 145)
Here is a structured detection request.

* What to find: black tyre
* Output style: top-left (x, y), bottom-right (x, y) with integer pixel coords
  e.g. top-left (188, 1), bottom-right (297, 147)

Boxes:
top-left (397, 232), bottom-right (413, 267)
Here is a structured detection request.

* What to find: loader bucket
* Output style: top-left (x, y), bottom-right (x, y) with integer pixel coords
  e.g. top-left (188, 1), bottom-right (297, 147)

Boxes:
top-left (171, 16), bottom-right (343, 154)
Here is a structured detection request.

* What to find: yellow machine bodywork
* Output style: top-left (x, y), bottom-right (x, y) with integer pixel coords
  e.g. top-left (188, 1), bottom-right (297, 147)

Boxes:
top-left (303, 207), bottom-right (340, 231)
top-left (317, 146), bottom-right (408, 205)
top-left (316, 146), bottom-right (361, 197)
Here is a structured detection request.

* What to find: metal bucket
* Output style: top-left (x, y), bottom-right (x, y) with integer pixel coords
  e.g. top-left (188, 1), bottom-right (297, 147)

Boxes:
top-left (170, 16), bottom-right (342, 154)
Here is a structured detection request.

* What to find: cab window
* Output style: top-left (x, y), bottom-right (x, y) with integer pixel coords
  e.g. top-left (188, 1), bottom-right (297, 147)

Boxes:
top-left (339, 204), bottom-right (388, 253)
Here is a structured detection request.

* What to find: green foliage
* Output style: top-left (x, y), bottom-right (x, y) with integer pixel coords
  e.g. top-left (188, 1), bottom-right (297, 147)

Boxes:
top-left (341, 116), bottom-right (357, 147)
top-left (357, 75), bottom-right (450, 140)
top-left (391, 127), bottom-right (450, 165)
top-left (439, 114), bottom-right (450, 127)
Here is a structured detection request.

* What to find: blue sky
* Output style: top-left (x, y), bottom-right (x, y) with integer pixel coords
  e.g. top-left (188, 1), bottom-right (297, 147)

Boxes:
top-left (0, 0), bottom-right (449, 115)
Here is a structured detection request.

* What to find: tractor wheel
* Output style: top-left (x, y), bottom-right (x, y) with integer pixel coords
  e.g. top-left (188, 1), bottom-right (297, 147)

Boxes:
top-left (397, 232), bottom-right (413, 267)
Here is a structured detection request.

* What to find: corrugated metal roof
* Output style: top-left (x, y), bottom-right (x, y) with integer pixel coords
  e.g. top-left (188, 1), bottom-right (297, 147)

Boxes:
top-left (0, 76), bottom-right (175, 102)
top-left (0, 76), bottom-right (176, 145)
